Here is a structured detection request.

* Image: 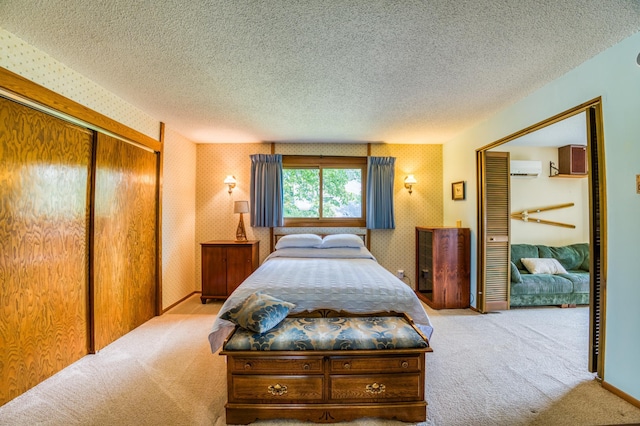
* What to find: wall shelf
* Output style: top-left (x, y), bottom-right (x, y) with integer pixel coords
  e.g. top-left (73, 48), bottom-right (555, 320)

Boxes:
top-left (550, 173), bottom-right (587, 179)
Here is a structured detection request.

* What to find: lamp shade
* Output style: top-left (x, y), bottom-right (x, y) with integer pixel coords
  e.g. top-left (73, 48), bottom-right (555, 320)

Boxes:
top-left (234, 200), bottom-right (249, 214)
top-left (224, 175), bottom-right (236, 185)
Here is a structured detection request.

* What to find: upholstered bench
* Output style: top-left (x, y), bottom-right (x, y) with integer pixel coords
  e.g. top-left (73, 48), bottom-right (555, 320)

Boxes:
top-left (220, 314), bottom-right (432, 424)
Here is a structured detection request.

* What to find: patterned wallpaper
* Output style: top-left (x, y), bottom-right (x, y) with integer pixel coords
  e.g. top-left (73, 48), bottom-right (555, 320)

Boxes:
top-left (0, 29), bottom-right (196, 310)
top-left (162, 128), bottom-right (197, 309)
top-left (370, 144), bottom-right (443, 286)
top-left (195, 142), bottom-right (443, 291)
top-left (0, 28), bottom-right (159, 140)
top-left (195, 143), bottom-right (272, 287)
top-left (1, 27), bottom-right (444, 305)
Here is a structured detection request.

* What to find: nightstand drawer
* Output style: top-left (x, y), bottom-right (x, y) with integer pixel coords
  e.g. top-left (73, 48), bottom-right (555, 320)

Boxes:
top-left (330, 373), bottom-right (422, 401)
top-left (229, 356), bottom-right (323, 374)
top-left (229, 375), bottom-right (323, 402)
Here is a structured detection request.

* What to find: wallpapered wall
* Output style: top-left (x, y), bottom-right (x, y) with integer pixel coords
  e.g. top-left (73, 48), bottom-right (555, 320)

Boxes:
top-left (0, 29), bottom-right (159, 140)
top-left (162, 128), bottom-right (197, 308)
top-left (0, 28), bottom-right (196, 310)
top-left (195, 143), bottom-right (443, 291)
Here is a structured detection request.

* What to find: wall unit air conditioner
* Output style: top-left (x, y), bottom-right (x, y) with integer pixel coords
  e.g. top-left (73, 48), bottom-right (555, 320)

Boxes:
top-left (510, 160), bottom-right (542, 177)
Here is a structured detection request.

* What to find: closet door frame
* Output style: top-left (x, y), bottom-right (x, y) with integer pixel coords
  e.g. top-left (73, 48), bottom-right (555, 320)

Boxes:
top-left (475, 98), bottom-right (606, 377)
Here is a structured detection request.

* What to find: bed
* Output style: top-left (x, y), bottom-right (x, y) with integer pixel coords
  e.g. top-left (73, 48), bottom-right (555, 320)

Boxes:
top-left (208, 233), bottom-right (434, 424)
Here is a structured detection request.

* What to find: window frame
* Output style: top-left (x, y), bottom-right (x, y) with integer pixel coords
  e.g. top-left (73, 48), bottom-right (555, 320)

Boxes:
top-left (282, 155), bottom-right (367, 227)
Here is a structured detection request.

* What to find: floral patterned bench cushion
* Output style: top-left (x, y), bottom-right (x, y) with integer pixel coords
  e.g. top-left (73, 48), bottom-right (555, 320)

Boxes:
top-left (223, 316), bottom-right (429, 351)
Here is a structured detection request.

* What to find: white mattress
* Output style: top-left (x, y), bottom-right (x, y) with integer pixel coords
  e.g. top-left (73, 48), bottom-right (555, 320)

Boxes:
top-left (207, 247), bottom-right (434, 353)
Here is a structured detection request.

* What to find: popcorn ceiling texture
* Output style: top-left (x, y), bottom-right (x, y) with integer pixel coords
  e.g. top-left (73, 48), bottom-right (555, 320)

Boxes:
top-left (0, 28), bottom-right (160, 140)
top-left (195, 143), bottom-right (443, 291)
top-left (2, 2), bottom-right (639, 144)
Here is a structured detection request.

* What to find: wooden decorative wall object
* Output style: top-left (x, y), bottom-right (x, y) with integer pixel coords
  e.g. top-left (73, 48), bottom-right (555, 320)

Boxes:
top-left (93, 133), bottom-right (158, 351)
top-left (0, 97), bottom-right (92, 405)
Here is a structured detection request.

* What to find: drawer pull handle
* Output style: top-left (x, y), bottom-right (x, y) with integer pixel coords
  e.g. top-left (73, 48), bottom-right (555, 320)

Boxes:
top-left (243, 363), bottom-right (252, 370)
top-left (268, 383), bottom-right (288, 396)
top-left (401, 361), bottom-right (409, 368)
top-left (343, 362), bottom-right (351, 369)
top-left (303, 363), bottom-right (310, 370)
top-left (365, 382), bottom-right (386, 394)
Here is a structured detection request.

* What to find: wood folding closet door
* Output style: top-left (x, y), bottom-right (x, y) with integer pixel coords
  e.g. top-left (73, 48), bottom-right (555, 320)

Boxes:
top-left (477, 150), bottom-right (511, 312)
top-left (93, 133), bottom-right (158, 351)
top-left (0, 97), bottom-right (93, 405)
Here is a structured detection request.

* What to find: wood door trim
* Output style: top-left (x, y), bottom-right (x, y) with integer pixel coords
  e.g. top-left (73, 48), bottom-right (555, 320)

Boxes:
top-left (476, 97), bottom-right (606, 379)
top-left (480, 98), bottom-right (602, 150)
top-left (0, 67), bottom-right (161, 152)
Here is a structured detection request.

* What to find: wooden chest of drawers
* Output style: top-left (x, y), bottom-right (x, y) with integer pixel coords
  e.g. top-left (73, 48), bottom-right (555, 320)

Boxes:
top-left (221, 350), bottom-right (429, 424)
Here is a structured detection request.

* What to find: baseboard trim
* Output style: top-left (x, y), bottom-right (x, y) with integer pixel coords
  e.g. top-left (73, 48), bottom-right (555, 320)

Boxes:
top-left (602, 380), bottom-right (640, 409)
top-left (162, 291), bottom-right (200, 313)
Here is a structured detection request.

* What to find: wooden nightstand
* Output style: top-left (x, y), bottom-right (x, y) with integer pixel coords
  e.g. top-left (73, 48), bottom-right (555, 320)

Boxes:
top-left (200, 240), bottom-right (259, 303)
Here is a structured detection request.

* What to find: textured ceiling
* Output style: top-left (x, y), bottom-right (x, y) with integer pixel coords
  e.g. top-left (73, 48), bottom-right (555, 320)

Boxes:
top-left (1, 1), bottom-right (639, 144)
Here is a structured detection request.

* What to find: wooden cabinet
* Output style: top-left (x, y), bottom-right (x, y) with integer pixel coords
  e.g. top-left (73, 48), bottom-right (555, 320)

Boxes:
top-left (200, 240), bottom-right (259, 303)
top-left (558, 144), bottom-right (587, 175)
top-left (222, 351), bottom-right (427, 424)
top-left (415, 227), bottom-right (470, 309)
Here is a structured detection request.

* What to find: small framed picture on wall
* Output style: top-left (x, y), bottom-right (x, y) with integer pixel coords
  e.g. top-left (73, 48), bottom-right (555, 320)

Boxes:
top-left (452, 181), bottom-right (465, 200)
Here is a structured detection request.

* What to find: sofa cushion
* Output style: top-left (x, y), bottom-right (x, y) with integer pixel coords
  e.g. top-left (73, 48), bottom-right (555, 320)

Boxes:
top-left (223, 316), bottom-right (429, 351)
top-left (574, 243), bottom-right (590, 271)
top-left (511, 244), bottom-right (539, 270)
top-left (510, 261), bottom-right (522, 283)
top-left (558, 272), bottom-right (590, 294)
top-left (511, 273), bottom-right (574, 296)
top-left (537, 243), bottom-right (589, 271)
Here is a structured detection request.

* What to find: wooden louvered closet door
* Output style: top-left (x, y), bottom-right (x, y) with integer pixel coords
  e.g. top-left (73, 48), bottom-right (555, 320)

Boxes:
top-left (478, 151), bottom-right (510, 311)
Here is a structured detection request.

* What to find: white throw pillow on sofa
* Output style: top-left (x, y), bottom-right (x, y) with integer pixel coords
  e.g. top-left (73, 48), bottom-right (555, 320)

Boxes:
top-left (521, 258), bottom-right (568, 275)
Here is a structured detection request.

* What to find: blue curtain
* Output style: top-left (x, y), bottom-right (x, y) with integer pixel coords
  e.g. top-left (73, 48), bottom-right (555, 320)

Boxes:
top-left (366, 156), bottom-right (396, 229)
top-left (250, 154), bottom-right (284, 227)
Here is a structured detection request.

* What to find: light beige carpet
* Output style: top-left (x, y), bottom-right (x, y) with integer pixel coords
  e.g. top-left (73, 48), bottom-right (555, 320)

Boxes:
top-left (1, 295), bottom-right (639, 426)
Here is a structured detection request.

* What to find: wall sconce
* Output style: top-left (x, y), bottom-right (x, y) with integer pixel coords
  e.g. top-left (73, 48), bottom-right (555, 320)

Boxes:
top-left (234, 201), bottom-right (249, 241)
top-left (224, 175), bottom-right (236, 194)
top-left (404, 175), bottom-right (417, 194)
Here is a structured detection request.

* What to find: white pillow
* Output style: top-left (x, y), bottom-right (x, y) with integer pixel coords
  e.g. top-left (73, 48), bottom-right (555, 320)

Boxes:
top-left (320, 234), bottom-right (365, 249)
top-left (275, 234), bottom-right (322, 250)
top-left (520, 258), bottom-right (568, 275)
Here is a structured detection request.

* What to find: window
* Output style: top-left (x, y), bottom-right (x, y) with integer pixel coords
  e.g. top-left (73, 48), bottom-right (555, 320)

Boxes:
top-left (282, 156), bottom-right (367, 227)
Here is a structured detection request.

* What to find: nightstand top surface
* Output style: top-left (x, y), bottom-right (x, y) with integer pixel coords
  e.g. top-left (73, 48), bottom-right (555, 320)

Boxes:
top-left (201, 240), bottom-right (259, 246)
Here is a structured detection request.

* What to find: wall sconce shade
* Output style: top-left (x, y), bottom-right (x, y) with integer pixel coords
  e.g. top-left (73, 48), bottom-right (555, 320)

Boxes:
top-left (224, 175), bottom-right (236, 193)
top-left (404, 175), bottom-right (417, 194)
top-left (234, 201), bottom-right (249, 241)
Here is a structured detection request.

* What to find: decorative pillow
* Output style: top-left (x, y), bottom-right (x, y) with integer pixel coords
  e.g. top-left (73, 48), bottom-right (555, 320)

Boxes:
top-left (275, 234), bottom-right (322, 250)
top-left (320, 233), bottom-right (365, 248)
top-left (220, 292), bottom-right (295, 333)
top-left (520, 258), bottom-right (568, 275)
top-left (510, 261), bottom-right (522, 283)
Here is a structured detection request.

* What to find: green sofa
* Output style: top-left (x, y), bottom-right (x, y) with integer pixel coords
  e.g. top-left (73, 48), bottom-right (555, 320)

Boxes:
top-left (510, 243), bottom-right (590, 307)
